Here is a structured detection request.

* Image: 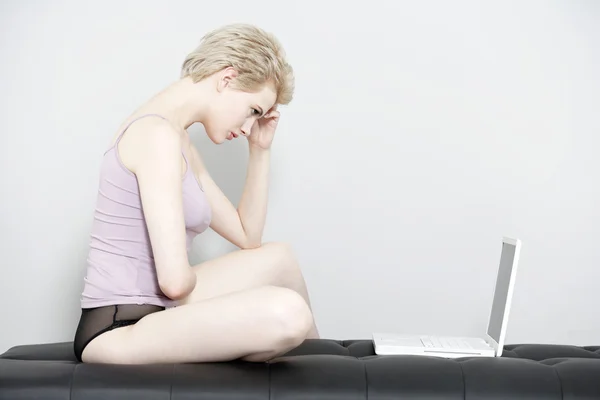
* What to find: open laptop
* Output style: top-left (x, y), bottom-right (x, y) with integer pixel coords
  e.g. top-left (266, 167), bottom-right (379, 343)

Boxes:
top-left (372, 236), bottom-right (522, 358)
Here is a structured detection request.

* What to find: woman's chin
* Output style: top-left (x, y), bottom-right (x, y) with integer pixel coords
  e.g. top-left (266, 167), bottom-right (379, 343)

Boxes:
top-left (206, 131), bottom-right (227, 144)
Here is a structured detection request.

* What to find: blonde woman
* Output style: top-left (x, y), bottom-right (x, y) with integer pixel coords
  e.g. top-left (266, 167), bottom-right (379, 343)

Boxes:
top-left (73, 23), bottom-right (319, 364)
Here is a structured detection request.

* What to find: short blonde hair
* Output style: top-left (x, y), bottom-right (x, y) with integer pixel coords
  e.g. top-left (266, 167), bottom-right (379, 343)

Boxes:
top-left (181, 23), bottom-right (294, 105)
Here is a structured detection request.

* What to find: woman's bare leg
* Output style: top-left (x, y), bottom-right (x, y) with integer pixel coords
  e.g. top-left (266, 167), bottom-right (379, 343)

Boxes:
top-left (180, 242), bottom-right (320, 339)
top-left (81, 285), bottom-right (313, 364)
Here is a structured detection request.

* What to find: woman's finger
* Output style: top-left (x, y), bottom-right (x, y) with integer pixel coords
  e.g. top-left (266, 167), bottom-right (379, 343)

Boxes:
top-left (265, 110), bottom-right (280, 119)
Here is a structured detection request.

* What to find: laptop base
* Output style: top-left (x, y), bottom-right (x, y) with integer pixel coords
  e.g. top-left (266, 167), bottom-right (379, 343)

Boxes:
top-left (372, 333), bottom-right (496, 358)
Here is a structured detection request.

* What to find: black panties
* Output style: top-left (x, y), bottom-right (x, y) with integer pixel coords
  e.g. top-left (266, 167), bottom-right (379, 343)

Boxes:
top-left (73, 304), bottom-right (165, 362)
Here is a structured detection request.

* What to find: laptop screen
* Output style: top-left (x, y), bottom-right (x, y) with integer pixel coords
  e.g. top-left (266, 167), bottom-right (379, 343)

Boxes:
top-left (486, 241), bottom-right (517, 344)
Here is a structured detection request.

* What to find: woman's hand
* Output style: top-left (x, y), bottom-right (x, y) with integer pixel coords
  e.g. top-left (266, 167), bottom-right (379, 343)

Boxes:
top-left (247, 106), bottom-right (280, 150)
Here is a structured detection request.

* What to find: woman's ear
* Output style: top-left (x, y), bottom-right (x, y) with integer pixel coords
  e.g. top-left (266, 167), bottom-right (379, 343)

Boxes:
top-left (217, 67), bottom-right (239, 92)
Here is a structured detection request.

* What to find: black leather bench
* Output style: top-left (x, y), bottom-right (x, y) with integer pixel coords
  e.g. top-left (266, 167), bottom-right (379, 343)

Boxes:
top-left (1, 339), bottom-right (599, 399)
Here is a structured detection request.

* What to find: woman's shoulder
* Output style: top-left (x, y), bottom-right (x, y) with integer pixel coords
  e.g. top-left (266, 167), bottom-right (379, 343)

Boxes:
top-left (112, 114), bottom-right (178, 146)
top-left (112, 114), bottom-right (184, 173)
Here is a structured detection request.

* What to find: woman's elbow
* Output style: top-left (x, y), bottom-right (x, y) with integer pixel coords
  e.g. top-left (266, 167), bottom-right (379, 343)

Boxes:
top-left (159, 270), bottom-right (196, 300)
top-left (160, 284), bottom-right (187, 300)
top-left (239, 238), bottom-right (263, 250)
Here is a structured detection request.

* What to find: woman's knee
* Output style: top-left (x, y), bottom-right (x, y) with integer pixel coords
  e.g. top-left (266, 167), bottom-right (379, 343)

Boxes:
top-left (258, 286), bottom-right (313, 347)
top-left (261, 242), bottom-right (301, 278)
top-left (261, 241), bottom-right (296, 262)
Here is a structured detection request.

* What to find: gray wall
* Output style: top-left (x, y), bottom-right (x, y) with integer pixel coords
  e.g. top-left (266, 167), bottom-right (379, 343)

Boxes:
top-left (1, 0), bottom-right (598, 354)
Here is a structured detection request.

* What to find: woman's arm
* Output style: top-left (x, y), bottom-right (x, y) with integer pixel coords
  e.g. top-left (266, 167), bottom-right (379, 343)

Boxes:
top-left (124, 120), bottom-right (196, 300)
top-left (237, 145), bottom-right (270, 246)
top-left (195, 107), bottom-right (280, 249)
top-left (195, 145), bottom-right (270, 249)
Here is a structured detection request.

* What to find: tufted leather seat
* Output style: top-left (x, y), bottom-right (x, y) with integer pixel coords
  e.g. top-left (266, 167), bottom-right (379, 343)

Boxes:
top-left (1, 339), bottom-right (599, 399)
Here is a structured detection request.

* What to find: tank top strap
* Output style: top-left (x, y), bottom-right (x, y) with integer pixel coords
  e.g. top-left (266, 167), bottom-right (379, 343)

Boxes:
top-left (180, 145), bottom-right (194, 179)
top-left (107, 113), bottom-right (169, 153)
top-left (179, 143), bottom-right (204, 191)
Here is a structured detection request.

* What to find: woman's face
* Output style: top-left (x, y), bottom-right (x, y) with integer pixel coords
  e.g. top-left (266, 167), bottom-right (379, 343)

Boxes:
top-left (204, 69), bottom-right (277, 144)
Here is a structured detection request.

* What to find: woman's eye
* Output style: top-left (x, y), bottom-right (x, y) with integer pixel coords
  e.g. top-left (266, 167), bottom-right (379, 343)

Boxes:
top-left (252, 108), bottom-right (261, 116)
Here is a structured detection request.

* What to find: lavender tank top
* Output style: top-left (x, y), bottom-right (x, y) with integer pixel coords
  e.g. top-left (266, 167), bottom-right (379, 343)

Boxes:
top-left (80, 114), bottom-right (212, 309)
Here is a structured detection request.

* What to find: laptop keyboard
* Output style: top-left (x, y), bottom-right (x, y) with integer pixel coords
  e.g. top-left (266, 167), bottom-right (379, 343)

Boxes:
top-left (420, 336), bottom-right (474, 349)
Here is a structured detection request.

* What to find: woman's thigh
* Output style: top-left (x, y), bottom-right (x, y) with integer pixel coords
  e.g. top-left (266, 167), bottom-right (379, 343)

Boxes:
top-left (179, 242), bottom-right (303, 306)
top-left (81, 285), bottom-right (313, 364)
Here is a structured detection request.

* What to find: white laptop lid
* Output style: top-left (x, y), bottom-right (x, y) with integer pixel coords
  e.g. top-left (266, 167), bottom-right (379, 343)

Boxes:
top-left (485, 237), bottom-right (522, 357)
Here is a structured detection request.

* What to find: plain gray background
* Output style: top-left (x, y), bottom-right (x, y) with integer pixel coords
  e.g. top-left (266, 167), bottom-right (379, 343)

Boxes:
top-left (1, 0), bottom-right (598, 354)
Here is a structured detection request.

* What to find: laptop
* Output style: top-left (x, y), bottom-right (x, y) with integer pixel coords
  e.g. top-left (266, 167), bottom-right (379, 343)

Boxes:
top-left (372, 236), bottom-right (522, 358)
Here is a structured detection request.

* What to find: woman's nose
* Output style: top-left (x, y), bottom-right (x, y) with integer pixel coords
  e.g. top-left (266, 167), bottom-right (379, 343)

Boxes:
top-left (240, 120), bottom-right (254, 136)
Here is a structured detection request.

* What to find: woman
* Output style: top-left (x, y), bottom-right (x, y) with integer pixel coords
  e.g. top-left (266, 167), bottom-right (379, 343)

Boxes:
top-left (73, 23), bottom-right (319, 364)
